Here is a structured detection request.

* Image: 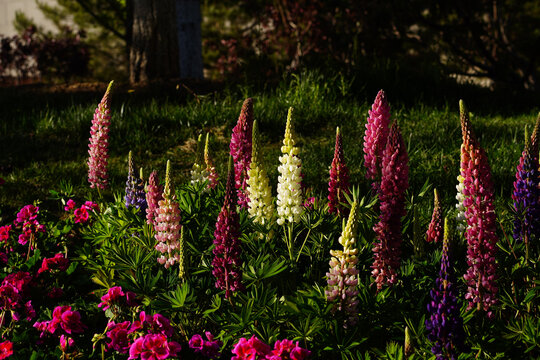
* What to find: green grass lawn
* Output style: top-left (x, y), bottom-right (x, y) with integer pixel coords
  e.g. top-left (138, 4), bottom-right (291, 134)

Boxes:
top-left (0, 72), bottom-right (538, 220)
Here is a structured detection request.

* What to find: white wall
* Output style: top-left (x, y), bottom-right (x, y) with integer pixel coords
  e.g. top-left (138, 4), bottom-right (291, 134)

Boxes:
top-left (0, 0), bottom-right (57, 36)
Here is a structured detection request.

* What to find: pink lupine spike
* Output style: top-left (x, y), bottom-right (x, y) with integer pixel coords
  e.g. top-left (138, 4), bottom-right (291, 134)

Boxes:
top-left (146, 170), bottom-right (163, 227)
top-left (88, 81), bottom-right (113, 190)
top-left (328, 127), bottom-right (351, 217)
top-left (230, 98), bottom-right (253, 208)
top-left (426, 189), bottom-right (443, 243)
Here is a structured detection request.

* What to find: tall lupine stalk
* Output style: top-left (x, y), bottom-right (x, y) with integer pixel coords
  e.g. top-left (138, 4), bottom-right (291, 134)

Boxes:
top-left (325, 199), bottom-right (359, 328)
top-left (328, 127), bottom-right (351, 218)
top-left (455, 173), bottom-right (467, 232)
top-left (372, 122), bottom-right (409, 291)
top-left (212, 158), bottom-right (244, 299)
top-left (363, 90), bottom-right (391, 190)
top-left (459, 100), bottom-right (498, 316)
top-left (154, 161), bottom-right (183, 269)
top-left (230, 98), bottom-right (253, 208)
top-left (277, 107), bottom-right (303, 226)
top-left (125, 151), bottom-right (147, 211)
top-left (246, 120), bottom-right (274, 225)
top-left (146, 170), bottom-right (163, 227)
top-left (204, 133), bottom-right (219, 189)
top-left (191, 134), bottom-right (210, 187)
top-left (426, 189), bottom-right (443, 243)
top-left (88, 80), bottom-right (113, 190)
top-left (512, 115), bottom-right (540, 257)
top-left (426, 218), bottom-right (466, 360)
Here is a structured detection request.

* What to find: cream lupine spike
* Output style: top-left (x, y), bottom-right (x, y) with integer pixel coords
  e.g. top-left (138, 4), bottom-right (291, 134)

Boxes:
top-left (204, 133), bottom-right (219, 189)
top-left (247, 120), bottom-right (274, 225)
top-left (277, 107), bottom-right (303, 225)
top-left (178, 227), bottom-right (186, 281)
top-left (191, 134), bottom-right (209, 187)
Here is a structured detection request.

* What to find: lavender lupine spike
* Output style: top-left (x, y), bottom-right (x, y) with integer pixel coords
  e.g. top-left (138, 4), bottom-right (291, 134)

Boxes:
top-left (372, 121), bottom-right (409, 291)
top-left (426, 189), bottom-right (443, 243)
top-left (88, 80), bottom-right (113, 189)
top-left (326, 199), bottom-right (359, 328)
top-left (230, 98), bottom-right (253, 208)
top-left (204, 133), bottom-right (219, 189)
top-left (426, 218), bottom-right (466, 360)
top-left (328, 127), bottom-right (351, 218)
top-left (246, 120), bottom-right (274, 225)
top-left (512, 114), bottom-right (540, 249)
top-left (145, 170), bottom-right (163, 226)
top-left (212, 157), bottom-right (244, 298)
top-left (363, 90), bottom-right (391, 188)
top-left (125, 152), bottom-right (147, 211)
top-left (460, 100), bottom-right (498, 316)
top-left (155, 160), bottom-right (183, 269)
top-left (191, 134), bottom-right (210, 187)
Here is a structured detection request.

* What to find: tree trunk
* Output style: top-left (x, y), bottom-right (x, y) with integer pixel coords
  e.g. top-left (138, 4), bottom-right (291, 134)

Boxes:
top-left (129, 0), bottom-right (180, 84)
top-left (176, 0), bottom-right (203, 79)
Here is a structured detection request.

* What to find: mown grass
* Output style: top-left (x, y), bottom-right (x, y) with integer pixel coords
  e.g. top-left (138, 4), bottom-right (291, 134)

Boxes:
top-left (0, 72), bottom-right (538, 222)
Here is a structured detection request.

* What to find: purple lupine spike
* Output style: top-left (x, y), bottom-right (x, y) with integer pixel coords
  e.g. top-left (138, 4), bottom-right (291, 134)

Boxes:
top-left (328, 127), bottom-right (351, 218)
top-left (212, 157), bottom-right (244, 298)
top-left (512, 115), bottom-right (540, 249)
top-left (459, 100), bottom-right (498, 316)
top-left (230, 98), bottom-right (253, 209)
top-left (426, 189), bottom-right (443, 243)
top-left (125, 152), bottom-right (147, 212)
top-left (372, 121), bottom-right (409, 291)
top-left (146, 171), bottom-right (163, 226)
top-left (363, 90), bottom-right (391, 189)
top-left (88, 81), bottom-right (113, 190)
top-left (426, 218), bottom-right (465, 360)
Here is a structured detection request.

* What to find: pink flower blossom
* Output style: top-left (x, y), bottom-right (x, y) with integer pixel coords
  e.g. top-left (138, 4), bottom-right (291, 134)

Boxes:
top-left (128, 334), bottom-right (181, 360)
top-left (64, 199), bottom-right (76, 212)
top-left (230, 98), bottom-right (253, 208)
top-left (98, 286), bottom-right (125, 311)
top-left (145, 171), bottom-right (163, 227)
top-left (0, 340), bottom-right (13, 360)
top-left (426, 189), bottom-right (443, 243)
top-left (60, 334), bottom-right (74, 352)
top-left (328, 127), bottom-right (351, 217)
top-left (74, 207), bottom-right (89, 224)
top-left (37, 253), bottom-right (69, 274)
top-left (106, 321), bottom-right (132, 353)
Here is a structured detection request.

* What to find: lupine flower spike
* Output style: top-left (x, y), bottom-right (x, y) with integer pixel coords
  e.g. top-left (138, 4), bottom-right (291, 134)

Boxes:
top-left (372, 121), bottom-right (409, 291)
top-left (212, 157), bottom-right (244, 298)
top-left (204, 133), bottom-right (219, 189)
top-left (88, 80), bottom-right (113, 190)
top-left (178, 227), bottom-right (186, 281)
top-left (191, 134), bottom-right (210, 187)
top-left (246, 120), bottom-right (275, 225)
top-left (426, 217), bottom-right (465, 360)
top-left (230, 98), bottom-right (253, 208)
top-left (125, 151), bottom-right (147, 211)
top-left (145, 170), bottom-right (163, 227)
top-left (363, 89), bottom-right (391, 190)
top-left (512, 114), bottom-right (540, 254)
top-left (326, 199), bottom-right (359, 327)
top-left (328, 127), bottom-right (351, 218)
top-left (154, 160), bottom-right (183, 269)
top-left (459, 100), bottom-right (498, 316)
top-left (426, 189), bottom-right (443, 243)
top-left (277, 107), bottom-right (303, 225)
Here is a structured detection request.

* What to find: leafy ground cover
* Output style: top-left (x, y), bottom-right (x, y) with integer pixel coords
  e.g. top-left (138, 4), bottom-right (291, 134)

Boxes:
top-left (0, 72), bottom-right (539, 359)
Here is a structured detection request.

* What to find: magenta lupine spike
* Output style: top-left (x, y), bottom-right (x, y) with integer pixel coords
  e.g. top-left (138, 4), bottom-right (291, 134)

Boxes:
top-left (328, 127), bottom-right (351, 218)
top-left (363, 90), bottom-right (391, 188)
top-left (426, 189), bottom-right (443, 243)
top-left (212, 157), bottom-right (244, 298)
top-left (459, 100), bottom-right (498, 316)
top-left (88, 81), bottom-right (113, 190)
top-left (230, 98), bottom-right (253, 208)
top-left (372, 121), bottom-right (409, 291)
top-left (154, 161), bottom-right (183, 269)
top-left (146, 170), bottom-right (163, 226)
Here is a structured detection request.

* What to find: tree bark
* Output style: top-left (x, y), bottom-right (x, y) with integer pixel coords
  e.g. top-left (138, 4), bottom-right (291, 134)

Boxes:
top-left (129, 0), bottom-right (180, 84)
top-left (175, 0), bottom-right (203, 79)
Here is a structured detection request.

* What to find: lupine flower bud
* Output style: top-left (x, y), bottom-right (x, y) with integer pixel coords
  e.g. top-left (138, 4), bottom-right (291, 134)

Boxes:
top-left (125, 151), bottom-right (147, 211)
top-left (372, 122), bottom-right (409, 291)
top-left (459, 100), bottom-right (498, 316)
top-left (426, 189), bottom-right (443, 243)
top-left (455, 173), bottom-right (466, 232)
top-left (277, 108), bottom-right (303, 225)
top-left (512, 114), bottom-right (540, 248)
top-left (191, 134), bottom-right (210, 187)
top-left (88, 80), bottom-right (113, 190)
top-left (426, 218), bottom-right (465, 360)
top-left (155, 161), bottom-right (183, 269)
top-left (326, 200), bottom-right (359, 327)
top-left (230, 98), bottom-right (253, 208)
top-left (363, 90), bottom-right (391, 187)
top-left (145, 171), bottom-right (163, 226)
top-left (212, 157), bottom-right (244, 298)
top-left (246, 120), bottom-right (274, 225)
top-left (328, 127), bottom-right (351, 218)
top-left (205, 133), bottom-right (219, 189)
top-left (178, 227), bottom-right (186, 281)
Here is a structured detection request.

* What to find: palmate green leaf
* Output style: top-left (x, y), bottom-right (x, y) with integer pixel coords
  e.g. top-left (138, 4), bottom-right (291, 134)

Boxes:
top-left (157, 282), bottom-right (196, 309)
top-left (123, 268), bottom-right (163, 297)
top-left (105, 237), bottom-right (156, 272)
top-left (244, 254), bottom-right (288, 286)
